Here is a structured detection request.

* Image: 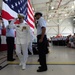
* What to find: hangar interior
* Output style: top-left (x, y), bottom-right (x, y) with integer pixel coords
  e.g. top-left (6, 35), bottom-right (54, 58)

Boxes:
top-left (0, 0), bottom-right (75, 75)
top-left (31, 0), bottom-right (75, 37)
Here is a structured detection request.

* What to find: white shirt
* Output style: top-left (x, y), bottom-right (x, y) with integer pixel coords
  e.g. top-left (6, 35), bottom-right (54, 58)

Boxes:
top-left (37, 17), bottom-right (46, 35)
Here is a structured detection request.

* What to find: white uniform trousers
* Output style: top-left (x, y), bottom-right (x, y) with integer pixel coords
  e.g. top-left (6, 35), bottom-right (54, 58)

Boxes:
top-left (28, 42), bottom-right (33, 55)
top-left (16, 44), bottom-right (28, 64)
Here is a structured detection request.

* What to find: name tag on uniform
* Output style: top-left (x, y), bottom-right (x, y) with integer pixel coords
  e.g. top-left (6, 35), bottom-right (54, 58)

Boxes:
top-left (23, 26), bottom-right (26, 30)
top-left (22, 26), bottom-right (26, 31)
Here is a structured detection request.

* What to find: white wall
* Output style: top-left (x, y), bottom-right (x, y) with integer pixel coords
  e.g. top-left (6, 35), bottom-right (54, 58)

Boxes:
top-left (34, 18), bottom-right (74, 38)
top-left (46, 18), bottom-right (73, 38)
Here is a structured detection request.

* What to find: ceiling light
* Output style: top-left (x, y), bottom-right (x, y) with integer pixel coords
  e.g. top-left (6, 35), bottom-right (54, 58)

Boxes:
top-left (51, 6), bottom-right (54, 10)
top-left (65, 14), bottom-right (67, 16)
top-left (71, 5), bottom-right (74, 9)
top-left (49, 15), bottom-right (52, 18)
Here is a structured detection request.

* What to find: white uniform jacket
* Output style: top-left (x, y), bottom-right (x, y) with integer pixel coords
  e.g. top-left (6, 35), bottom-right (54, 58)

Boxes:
top-left (9, 19), bottom-right (31, 44)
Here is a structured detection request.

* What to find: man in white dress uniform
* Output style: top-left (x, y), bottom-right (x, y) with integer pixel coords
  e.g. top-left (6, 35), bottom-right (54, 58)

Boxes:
top-left (8, 14), bottom-right (31, 70)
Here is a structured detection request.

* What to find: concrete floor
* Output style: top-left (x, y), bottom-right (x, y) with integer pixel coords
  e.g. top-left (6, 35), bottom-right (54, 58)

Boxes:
top-left (0, 46), bottom-right (75, 75)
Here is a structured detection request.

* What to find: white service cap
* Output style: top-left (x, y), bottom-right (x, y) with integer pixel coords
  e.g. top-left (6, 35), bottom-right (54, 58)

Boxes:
top-left (18, 13), bottom-right (25, 18)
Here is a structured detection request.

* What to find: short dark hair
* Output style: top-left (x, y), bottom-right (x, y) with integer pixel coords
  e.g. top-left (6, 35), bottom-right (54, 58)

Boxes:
top-left (34, 12), bottom-right (42, 17)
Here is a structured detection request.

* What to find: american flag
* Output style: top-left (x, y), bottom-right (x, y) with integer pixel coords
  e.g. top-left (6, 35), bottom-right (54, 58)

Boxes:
top-left (2, 0), bottom-right (34, 31)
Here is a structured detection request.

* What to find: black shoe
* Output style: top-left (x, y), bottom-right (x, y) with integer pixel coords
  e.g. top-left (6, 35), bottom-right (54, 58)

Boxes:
top-left (37, 69), bottom-right (47, 72)
top-left (12, 58), bottom-right (15, 61)
top-left (37, 68), bottom-right (47, 72)
top-left (38, 66), bottom-right (47, 69)
top-left (0, 66), bottom-right (2, 70)
top-left (7, 58), bottom-right (15, 61)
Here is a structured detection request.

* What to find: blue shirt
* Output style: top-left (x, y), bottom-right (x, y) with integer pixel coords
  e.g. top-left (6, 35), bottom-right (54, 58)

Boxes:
top-left (6, 26), bottom-right (15, 37)
top-left (0, 26), bottom-right (2, 29)
top-left (0, 24), bottom-right (3, 35)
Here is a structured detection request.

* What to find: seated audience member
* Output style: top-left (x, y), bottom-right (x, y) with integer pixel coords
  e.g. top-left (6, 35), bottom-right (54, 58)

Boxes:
top-left (66, 35), bottom-right (71, 47)
top-left (68, 36), bottom-right (74, 47)
top-left (73, 33), bottom-right (75, 44)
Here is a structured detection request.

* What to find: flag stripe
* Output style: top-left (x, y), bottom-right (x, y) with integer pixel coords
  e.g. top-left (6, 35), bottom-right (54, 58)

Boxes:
top-left (28, 10), bottom-right (34, 22)
top-left (2, 2), bottom-right (17, 18)
top-left (2, 10), bottom-right (14, 20)
top-left (27, 19), bottom-right (34, 28)
top-left (27, 0), bottom-right (34, 29)
top-left (28, 8), bottom-right (34, 21)
top-left (28, 0), bottom-right (34, 16)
